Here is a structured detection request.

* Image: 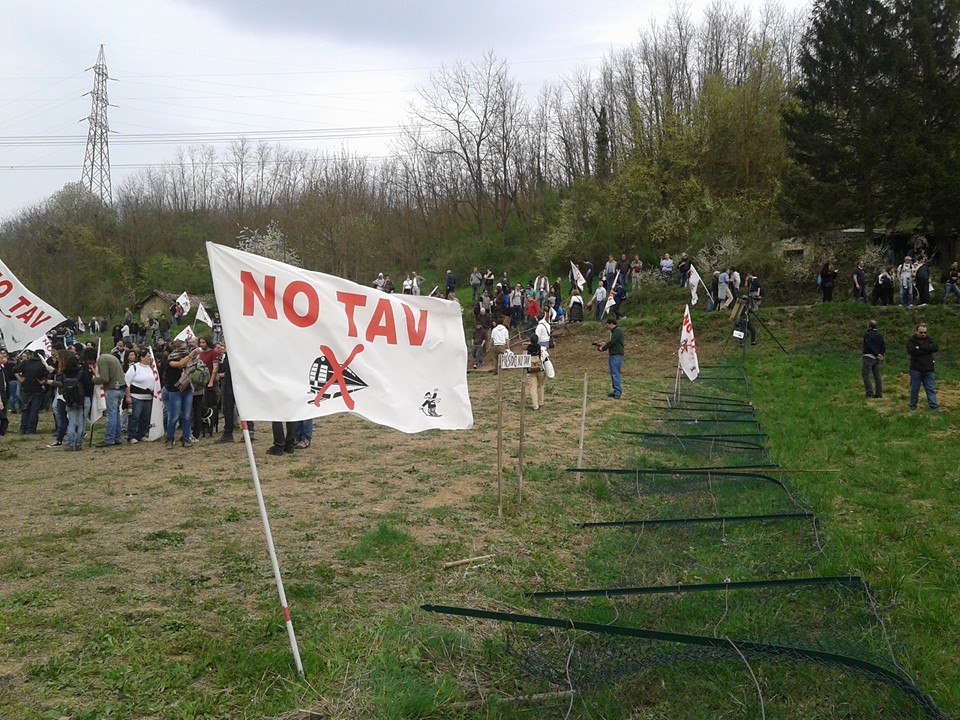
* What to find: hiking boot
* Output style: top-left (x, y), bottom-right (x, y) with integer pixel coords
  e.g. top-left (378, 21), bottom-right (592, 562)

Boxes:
top-left (283, 444), bottom-right (296, 454)
top-left (266, 445), bottom-right (284, 456)
top-left (217, 431), bottom-right (234, 444)
top-left (165, 438), bottom-right (174, 450)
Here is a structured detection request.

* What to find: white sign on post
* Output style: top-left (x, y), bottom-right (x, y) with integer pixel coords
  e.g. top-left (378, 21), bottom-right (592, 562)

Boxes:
top-left (499, 353), bottom-right (532, 370)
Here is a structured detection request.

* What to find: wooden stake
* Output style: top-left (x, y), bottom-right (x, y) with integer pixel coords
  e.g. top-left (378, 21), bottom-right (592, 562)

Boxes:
top-left (496, 362), bottom-right (504, 519)
top-left (518, 368), bottom-right (527, 507)
top-left (442, 554), bottom-right (495, 569)
top-left (576, 373), bottom-right (588, 483)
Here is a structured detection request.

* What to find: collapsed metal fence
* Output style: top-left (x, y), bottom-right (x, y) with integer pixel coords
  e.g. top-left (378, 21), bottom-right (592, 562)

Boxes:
top-left (423, 362), bottom-right (953, 718)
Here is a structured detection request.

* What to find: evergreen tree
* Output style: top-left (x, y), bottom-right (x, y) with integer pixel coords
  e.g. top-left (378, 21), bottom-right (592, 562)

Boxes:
top-left (783, 0), bottom-right (898, 235)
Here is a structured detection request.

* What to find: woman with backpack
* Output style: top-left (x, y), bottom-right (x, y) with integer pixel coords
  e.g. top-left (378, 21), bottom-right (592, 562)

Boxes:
top-left (62, 354), bottom-right (93, 451)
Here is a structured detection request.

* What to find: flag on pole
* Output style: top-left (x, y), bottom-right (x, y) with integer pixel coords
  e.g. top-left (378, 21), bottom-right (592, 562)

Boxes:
top-left (0, 257), bottom-right (66, 351)
top-left (77, 316), bottom-right (87, 333)
top-left (570, 261), bottom-right (586, 291)
top-left (688, 265), bottom-right (702, 305)
top-left (206, 242), bottom-right (473, 433)
top-left (176, 291), bottom-right (192, 315)
top-left (679, 304), bottom-right (700, 381)
top-left (174, 325), bottom-right (196, 343)
top-left (90, 338), bottom-right (107, 427)
top-left (195, 302), bottom-right (213, 327)
top-left (25, 334), bottom-right (54, 357)
top-left (603, 271), bottom-right (621, 315)
top-left (146, 347), bottom-right (166, 441)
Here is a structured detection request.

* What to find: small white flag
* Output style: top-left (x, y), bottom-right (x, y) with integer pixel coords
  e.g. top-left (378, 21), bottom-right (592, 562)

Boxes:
top-left (176, 291), bottom-right (192, 315)
top-left (195, 302), bottom-right (213, 327)
top-left (689, 265), bottom-right (702, 306)
top-left (679, 305), bottom-right (700, 381)
top-left (0, 258), bottom-right (66, 350)
top-left (206, 242), bottom-right (473, 433)
top-left (146, 346), bottom-right (166, 441)
top-left (570, 261), bottom-right (586, 291)
top-left (174, 325), bottom-right (196, 343)
top-left (77, 316), bottom-right (87, 333)
top-left (89, 338), bottom-right (107, 427)
top-left (603, 271), bottom-right (621, 315)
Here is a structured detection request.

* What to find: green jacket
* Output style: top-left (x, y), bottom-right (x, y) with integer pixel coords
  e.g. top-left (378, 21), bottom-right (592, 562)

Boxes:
top-left (606, 326), bottom-right (624, 356)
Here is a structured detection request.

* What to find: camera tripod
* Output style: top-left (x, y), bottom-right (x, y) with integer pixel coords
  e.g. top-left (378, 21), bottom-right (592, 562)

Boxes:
top-left (724, 296), bottom-right (788, 356)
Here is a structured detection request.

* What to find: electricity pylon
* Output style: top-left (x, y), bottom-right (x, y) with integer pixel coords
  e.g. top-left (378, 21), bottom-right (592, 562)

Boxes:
top-left (80, 44), bottom-right (113, 205)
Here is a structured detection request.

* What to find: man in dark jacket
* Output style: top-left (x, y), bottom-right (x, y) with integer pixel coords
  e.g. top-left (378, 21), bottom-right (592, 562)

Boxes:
top-left (861, 320), bottom-right (885, 398)
top-left (915, 258), bottom-right (931, 305)
top-left (598, 318), bottom-right (625, 399)
top-left (13, 349), bottom-right (50, 434)
top-left (906, 324), bottom-right (939, 411)
top-left (0, 349), bottom-right (9, 435)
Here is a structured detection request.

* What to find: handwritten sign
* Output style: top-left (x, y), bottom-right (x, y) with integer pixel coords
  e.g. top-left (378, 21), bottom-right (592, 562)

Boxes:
top-left (499, 353), bottom-right (532, 370)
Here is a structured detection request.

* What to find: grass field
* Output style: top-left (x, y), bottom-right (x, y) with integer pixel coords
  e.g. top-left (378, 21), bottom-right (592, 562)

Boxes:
top-left (1, 296), bottom-right (957, 719)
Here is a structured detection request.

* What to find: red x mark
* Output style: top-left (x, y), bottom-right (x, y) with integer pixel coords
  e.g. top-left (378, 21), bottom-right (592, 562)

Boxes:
top-left (312, 343), bottom-right (365, 410)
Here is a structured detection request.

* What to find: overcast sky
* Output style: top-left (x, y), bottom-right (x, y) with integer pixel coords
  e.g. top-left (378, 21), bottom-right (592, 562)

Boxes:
top-left (1, 0), bottom-right (808, 222)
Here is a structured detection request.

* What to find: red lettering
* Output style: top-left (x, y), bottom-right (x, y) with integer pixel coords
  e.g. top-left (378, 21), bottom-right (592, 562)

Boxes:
top-left (0, 278), bottom-right (12, 299)
top-left (7, 295), bottom-right (30, 316)
top-left (15, 305), bottom-right (36, 325)
top-left (402, 304), bottom-right (428, 346)
top-left (282, 281), bottom-right (320, 328)
top-left (365, 298), bottom-right (397, 344)
top-left (336, 292), bottom-right (367, 337)
top-left (241, 271), bottom-right (277, 318)
top-left (29, 310), bottom-right (51, 329)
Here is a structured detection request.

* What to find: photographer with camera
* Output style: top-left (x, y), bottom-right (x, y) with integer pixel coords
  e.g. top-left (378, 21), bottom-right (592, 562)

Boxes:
top-left (595, 318), bottom-right (625, 399)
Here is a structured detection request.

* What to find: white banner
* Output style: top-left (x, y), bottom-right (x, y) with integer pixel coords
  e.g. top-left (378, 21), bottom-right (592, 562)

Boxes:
top-left (25, 334), bottom-right (54, 357)
top-left (0, 258), bottom-right (66, 351)
top-left (174, 325), bottom-right (196, 343)
top-left (689, 265), bottom-right (702, 306)
top-left (679, 304), bottom-right (700, 381)
top-left (499, 352), bottom-right (532, 370)
top-left (195, 302), bottom-right (213, 327)
top-left (570, 261), bottom-right (586, 291)
top-left (206, 243), bottom-right (473, 433)
top-left (176, 291), bottom-right (192, 315)
top-left (146, 347), bottom-right (166, 441)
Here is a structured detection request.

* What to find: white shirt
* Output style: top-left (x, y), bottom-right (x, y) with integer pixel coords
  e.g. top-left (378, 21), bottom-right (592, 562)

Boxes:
top-left (402, 277), bottom-right (413, 291)
top-left (593, 286), bottom-right (607, 304)
top-left (535, 319), bottom-right (551, 344)
top-left (491, 324), bottom-right (509, 346)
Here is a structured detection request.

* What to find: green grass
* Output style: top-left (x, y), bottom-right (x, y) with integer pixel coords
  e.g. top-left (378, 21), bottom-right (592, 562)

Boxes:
top-left (1, 301), bottom-right (958, 719)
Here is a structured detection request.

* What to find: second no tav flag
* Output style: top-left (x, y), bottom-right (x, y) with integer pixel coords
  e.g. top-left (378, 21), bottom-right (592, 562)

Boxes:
top-left (206, 242), bottom-right (473, 433)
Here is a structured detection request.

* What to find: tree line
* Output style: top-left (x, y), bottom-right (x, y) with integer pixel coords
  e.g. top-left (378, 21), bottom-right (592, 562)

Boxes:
top-left (1, 0), bottom-right (957, 315)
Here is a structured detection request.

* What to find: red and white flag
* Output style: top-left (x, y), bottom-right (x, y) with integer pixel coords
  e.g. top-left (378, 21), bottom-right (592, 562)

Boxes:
top-left (89, 338), bottom-right (107, 427)
top-left (25, 334), bottom-right (54, 357)
top-left (174, 325), bottom-right (196, 343)
top-left (570, 261), bottom-right (586, 291)
top-left (679, 304), bottom-right (700, 381)
top-left (603, 270), bottom-right (621, 315)
top-left (195, 302), bottom-right (213, 327)
top-left (206, 243), bottom-right (473, 433)
top-left (176, 291), bottom-right (192, 315)
top-left (0, 258), bottom-right (66, 351)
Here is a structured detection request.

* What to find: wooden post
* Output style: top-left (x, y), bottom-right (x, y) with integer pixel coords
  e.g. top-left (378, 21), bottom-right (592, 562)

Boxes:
top-left (496, 361), bottom-right (504, 519)
top-left (518, 368), bottom-right (527, 506)
top-left (576, 373), bottom-right (588, 483)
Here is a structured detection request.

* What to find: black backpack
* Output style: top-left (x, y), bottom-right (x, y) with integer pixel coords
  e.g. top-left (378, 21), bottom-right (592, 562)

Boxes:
top-left (63, 375), bottom-right (84, 408)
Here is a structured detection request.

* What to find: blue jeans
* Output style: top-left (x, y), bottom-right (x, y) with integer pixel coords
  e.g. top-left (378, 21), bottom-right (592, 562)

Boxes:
top-left (67, 398), bottom-right (91, 447)
top-left (909, 370), bottom-right (938, 410)
top-left (127, 397), bottom-right (153, 441)
top-left (104, 387), bottom-right (124, 444)
top-left (19, 392), bottom-right (43, 433)
top-left (298, 419), bottom-right (313, 441)
top-left (8, 380), bottom-right (22, 412)
top-left (943, 283), bottom-right (960, 304)
top-left (162, 388), bottom-right (193, 440)
top-left (608, 354), bottom-right (623, 397)
top-left (900, 281), bottom-right (914, 306)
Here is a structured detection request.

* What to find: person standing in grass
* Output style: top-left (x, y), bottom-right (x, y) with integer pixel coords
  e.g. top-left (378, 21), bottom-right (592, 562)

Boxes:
top-left (861, 320), bottom-right (886, 398)
top-left (941, 261), bottom-right (960, 304)
top-left (906, 324), bottom-right (940, 412)
top-left (598, 317), bottom-right (625, 399)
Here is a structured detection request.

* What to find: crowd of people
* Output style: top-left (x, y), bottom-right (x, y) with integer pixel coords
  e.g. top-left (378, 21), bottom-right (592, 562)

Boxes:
top-left (0, 332), bottom-right (312, 455)
top-left (820, 256), bottom-right (960, 306)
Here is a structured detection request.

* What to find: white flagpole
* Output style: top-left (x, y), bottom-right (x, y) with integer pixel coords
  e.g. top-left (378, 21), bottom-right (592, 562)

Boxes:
top-left (674, 354), bottom-right (682, 403)
top-left (237, 417), bottom-right (304, 675)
